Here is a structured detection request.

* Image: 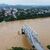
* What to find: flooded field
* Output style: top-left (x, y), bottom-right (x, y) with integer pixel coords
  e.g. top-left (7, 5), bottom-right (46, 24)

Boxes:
top-left (0, 17), bottom-right (50, 50)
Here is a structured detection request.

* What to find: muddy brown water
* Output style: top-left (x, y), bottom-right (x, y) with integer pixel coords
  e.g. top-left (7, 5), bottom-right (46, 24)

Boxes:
top-left (0, 17), bottom-right (50, 50)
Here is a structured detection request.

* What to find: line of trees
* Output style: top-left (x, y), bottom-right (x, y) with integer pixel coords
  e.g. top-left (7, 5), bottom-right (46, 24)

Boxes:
top-left (0, 9), bottom-right (50, 22)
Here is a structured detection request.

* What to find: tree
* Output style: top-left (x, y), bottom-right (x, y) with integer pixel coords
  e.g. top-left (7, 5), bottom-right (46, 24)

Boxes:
top-left (9, 47), bottom-right (25, 50)
top-left (47, 45), bottom-right (50, 50)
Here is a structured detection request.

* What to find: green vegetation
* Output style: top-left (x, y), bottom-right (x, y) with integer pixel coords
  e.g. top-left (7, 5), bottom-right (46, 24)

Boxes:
top-left (8, 47), bottom-right (33, 50)
top-left (4, 16), bottom-right (16, 22)
top-left (9, 47), bottom-right (25, 50)
top-left (0, 8), bottom-right (50, 22)
top-left (47, 45), bottom-right (50, 50)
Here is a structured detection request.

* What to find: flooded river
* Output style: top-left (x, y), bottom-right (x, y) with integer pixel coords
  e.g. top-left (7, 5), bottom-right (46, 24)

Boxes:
top-left (0, 17), bottom-right (50, 50)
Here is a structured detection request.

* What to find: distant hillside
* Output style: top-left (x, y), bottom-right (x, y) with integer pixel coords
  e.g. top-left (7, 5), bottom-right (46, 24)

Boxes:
top-left (0, 4), bottom-right (50, 9)
top-left (0, 4), bottom-right (34, 9)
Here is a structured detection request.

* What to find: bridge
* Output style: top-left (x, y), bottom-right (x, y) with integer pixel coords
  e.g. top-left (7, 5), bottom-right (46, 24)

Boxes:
top-left (21, 25), bottom-right (44, 50)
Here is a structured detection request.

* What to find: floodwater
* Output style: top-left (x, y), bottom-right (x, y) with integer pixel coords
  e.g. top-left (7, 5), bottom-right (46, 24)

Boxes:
top-left (0, 17), bottom-right (50, 50)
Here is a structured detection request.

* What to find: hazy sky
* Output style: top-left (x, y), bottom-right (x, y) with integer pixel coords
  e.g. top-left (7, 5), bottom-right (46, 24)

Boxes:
top-left (0, 0), bottom-right (50, 5)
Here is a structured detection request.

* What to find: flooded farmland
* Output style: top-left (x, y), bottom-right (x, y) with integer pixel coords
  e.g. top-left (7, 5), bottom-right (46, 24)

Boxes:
top-left (0, 17), bottom-right (50, 50)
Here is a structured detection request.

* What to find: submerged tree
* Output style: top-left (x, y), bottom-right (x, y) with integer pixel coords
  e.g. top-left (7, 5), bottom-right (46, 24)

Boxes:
top-left (47, 45), bottom-right (50, 50)
top-left (9, 47), bottom-right (25, 50)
